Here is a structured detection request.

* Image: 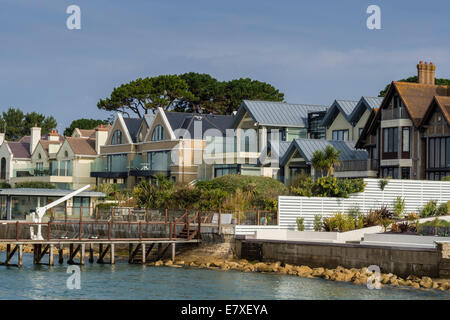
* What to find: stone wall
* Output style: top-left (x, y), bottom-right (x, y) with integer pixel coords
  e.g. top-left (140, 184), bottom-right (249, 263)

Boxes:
top-left (236, 239), bottom-right (445, 278)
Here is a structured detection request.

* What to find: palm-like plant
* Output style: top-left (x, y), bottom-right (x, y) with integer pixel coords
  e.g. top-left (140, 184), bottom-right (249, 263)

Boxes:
top-left (311, 150), bottom-right (327, 177)
top-left (323, 145), bottom-right (341, 177)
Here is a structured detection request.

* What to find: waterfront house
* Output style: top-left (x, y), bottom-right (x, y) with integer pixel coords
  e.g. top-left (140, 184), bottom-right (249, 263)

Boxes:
top-left (200, 100), bottom-right (329, 180)
top-left (356, 61), bottom-right (450, 180)
top-left (322, 97), bottom-right (383, 143)
top-left (280, 139), bottom-right (371, 184)
top-left (91, 109), bottom-right (234, 188)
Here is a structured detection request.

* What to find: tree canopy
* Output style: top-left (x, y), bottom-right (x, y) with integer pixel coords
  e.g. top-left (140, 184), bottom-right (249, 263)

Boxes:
top-left (0, 108), bottom-right (57, 141)
top-left (63, 118), bottom-right (110, 137)
top-left (379, 76), bottom-right (450, 97)
top-left (98, 73), bottom-right (284, 117)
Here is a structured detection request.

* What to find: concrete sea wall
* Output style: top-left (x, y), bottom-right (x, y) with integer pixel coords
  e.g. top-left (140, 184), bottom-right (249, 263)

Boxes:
top-left (235, 239), bottom-right (450, 278)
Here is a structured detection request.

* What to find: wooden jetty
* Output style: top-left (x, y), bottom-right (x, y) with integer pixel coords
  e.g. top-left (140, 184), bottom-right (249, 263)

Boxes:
top-left (0, 211), bottom-right (201, 267)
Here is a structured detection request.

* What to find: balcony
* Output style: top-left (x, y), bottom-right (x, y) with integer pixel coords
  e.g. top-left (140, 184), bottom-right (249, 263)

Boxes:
top-left (129, 154), bottom-right (170, 177)
top-left (381, 107), bottom-right (409, 121)
top-left (13, 167), bottom-right (51, 178)
top-left (90, 156), bottom-right (128, 178)
top-left (335, 159), bottom-right (379, 172)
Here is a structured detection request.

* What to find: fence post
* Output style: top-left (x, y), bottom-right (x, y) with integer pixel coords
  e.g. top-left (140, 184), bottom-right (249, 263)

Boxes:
top-left (128, 208), bottom-right (132, 222)
top-left (257, 210), bottom-right (260, 226)
top-left (95, 206), bottom-right (98, 222)
top-left (48, 221), bottom-right (51, 241)
top-left (146, 208), bottom-right (149, 222)
top-left (15, 221), bottom-right (19, 241)
top-left (108, 221), bottom-right (111, 240)
top-left (64, 207), bottom-right (67, 224)
top-left (79, 212), bottom-right (82, 241)
top-left (169, 222), bottom-right (172, 240)
top-left (165, 208), bottom-right (168, 224)
top-left (139, 222), bottom-right (142, 241)
top-left (111, 207), bottom-right (114, 224)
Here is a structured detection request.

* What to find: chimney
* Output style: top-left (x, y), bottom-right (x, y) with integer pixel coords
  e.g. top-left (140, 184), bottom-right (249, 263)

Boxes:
top-left (48, 129), bottom-right (60, 141)
top-left (30, 126), bottom-right (41, 154)
top-left (95, 124), bottom-right (109, 154)
top-left (417, 61), bottom-right (436, 85)
top-left (0, 133), bottom-right (4, 146)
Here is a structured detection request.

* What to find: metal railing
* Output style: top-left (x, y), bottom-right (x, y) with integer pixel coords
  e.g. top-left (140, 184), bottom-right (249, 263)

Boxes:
top-left (381, 107), bottom-right (409, 121)
top-left (335, 159), bottom-right (379, 172)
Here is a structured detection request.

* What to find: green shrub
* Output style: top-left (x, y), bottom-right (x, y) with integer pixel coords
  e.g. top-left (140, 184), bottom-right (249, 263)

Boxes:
top-left (442, 176), bottom-right (450, 181)
top-left (15, 181), bottom-right (56, 189)
top-left (393, 196), bottom-right (405, 218)
top-left (313, 215), bottom-right (322, 231)
top-left (0, 182), bottom-right (11, 188)
top-left (437, 201), bottom-right (450, 216)
top-left (322, 212), bottom-right (359, 232)
top-left (290, 174), bottom-right (314, 197)
top-left (296, 217), bottom-right (305, 231)
top-left (379, 178), bottom-right (389, 191)
top-left (96, 202), bottom-right (117, 209)
top-left (291, 176), bottom-right (365, 198)
top-left (421, 200), bottom-right (438, 217)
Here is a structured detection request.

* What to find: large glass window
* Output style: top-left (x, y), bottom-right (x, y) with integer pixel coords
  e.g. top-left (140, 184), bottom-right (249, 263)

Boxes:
top-left (332, 130), bottom-right (349, 141)
top-left (148, 151), bottom-right (170, 171)
top-left (383, 127), bottom-right (398, 153)
top-left (111, 130), bottom-right (123, 145)
top-left (447, 138), bottom-right (450, 167)
top-left (402, 127), bottom-right (410, 152)
top-left (151, 125), bottom-right (165, 141)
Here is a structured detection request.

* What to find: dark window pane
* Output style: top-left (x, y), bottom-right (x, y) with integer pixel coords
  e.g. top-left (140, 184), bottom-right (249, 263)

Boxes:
top-left (430, 139), bottom-right (434, 168)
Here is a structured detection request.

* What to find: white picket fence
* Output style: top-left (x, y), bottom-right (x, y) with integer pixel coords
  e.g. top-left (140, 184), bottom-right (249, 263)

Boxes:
top-left (278, 178), bottom-right (450, 230)
top-left (235, 178), bottom-right (450, 235)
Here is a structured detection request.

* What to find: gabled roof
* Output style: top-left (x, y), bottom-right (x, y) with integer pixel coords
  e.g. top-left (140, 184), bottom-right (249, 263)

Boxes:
top-left (280, 139), bottom-right (368, 166)
top-left (38, 140), bottom-right (61, 157)
top-left (165, 112), bottom-right (235, 138)
top-left (122, 118), bottom-right (142, 143)
top-left (420, 96), bottom-right (450, 126)
top-left (234, 100), bottom-right (328, 128)
top-left (66, 137), bottom-right (97, 156)
top-left (355, 108), bottom-right (379, 149)
top-left (388, 81), bottom-right (450, 127)
top-left (321, 99), bottom-right (359, 127)
top-left (6, 141), bottom-right (30, 159)
top-left (77, 129), bottom-right (96, 138)
top-left (349, 96), bottom-right (384, 124)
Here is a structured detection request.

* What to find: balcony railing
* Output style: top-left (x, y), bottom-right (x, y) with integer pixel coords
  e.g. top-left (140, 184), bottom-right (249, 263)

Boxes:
top-left (13, 167), bottom-right (51, 178)
top-left (335, 159), bottom-right (379, 172)
top-left (90, 156), bottom-right (129, 178)
top-left (381, 107), bottom-right (409, 121)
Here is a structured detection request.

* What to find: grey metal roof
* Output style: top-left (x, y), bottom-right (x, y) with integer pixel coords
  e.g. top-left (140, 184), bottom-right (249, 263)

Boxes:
top-left (280, 139), bottom-right (368, 166)
top-left (234, 100), bottom-right (329, 128)
top-left (348, 96), bottom-right (384, 124)
top-left (0, 188), bottom-right (105, 197)
top-left (165, 112), bottom-right (235, 138)
top-left (321, 99), bottom-right (359, 127)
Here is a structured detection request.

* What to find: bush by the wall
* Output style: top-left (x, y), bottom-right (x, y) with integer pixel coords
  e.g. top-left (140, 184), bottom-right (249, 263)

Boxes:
top-left (0, 182), bottom-right (11, 188)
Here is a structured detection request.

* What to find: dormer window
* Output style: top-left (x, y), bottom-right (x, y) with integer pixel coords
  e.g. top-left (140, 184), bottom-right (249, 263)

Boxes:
top-left (64, 151), bottom-right (69, 158)
top-left (38, 153), bottom-right (42, 159)
top-left (111, 130), bottom-right (123, 145)
top-left (151, 125), bottom-right (165, 141)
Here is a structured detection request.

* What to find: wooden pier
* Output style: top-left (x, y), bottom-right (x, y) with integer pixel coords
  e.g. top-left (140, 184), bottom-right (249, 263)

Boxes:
top-left (0, 210), bottom-right (202, 267)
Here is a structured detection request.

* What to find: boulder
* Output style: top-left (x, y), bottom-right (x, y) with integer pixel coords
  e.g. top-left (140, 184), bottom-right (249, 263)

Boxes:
top-left (312, 267), bottom-right (325, 277)
top-left (155, 260), bottom-right (164, 266)
top-left (419, 277), bottom-right (433, 289)
top-left (297, 266), bottom-right (313, 277)
top-left (164, 260), bottom-right (173, 266)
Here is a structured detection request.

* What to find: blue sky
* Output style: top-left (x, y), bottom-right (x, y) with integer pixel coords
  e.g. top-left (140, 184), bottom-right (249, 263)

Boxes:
top-left (1, 0), bottom-right (449, 132)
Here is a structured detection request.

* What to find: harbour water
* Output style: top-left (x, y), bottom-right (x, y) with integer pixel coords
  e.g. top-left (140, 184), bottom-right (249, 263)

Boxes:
top-left (0, 253), bottom-right (449, 300)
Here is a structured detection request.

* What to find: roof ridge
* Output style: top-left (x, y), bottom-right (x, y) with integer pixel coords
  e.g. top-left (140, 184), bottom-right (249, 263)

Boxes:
top-left (244, 100), bottom-right (328, 107)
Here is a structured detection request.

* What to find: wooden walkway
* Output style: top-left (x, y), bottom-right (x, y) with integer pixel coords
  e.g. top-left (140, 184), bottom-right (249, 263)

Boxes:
top-left (0, 238), bottom-right (199, 267)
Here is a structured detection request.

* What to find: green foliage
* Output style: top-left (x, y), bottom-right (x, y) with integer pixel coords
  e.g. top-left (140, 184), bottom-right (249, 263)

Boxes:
top-left (133, 178), bottom-right (174, 209)
top-left (0, 182), bottom-right (11, 188)
top-left (14, 181), bottom-right (56, 189)
top-left (393, 196), bottom-right (406, 218)
top-left (442, 176), bottom-right (450, 181)
top-left (98, 73), bottom-right (284, 117)
top-left (421, 200), bottom-right (438, 217)
top-left (296, 217), bottom-right (305, 231)
top-left (96, 202), bottom-right (117, 210)
top-left (311, 145), bottom-right (342, 178)
top-left (313, 215), bottom-right (322, 231)
top-left (437, 201), bottom-right (450, 216)
top-left (379, 178), bottom-right (389, 191)
top-left (379, 76), bottom-right (450, 97)
top-left (64, 118), bottom-right (110, 136)
top-left (322, 212), bottom-right (363, 232)
top-left (290, 176), bottom-right (365, 198)
top-left (0, 107), bottom-right (57, 141)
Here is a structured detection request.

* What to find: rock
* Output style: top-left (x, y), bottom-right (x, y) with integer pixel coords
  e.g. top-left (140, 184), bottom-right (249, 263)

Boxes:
top-left (155, 260), bottom-right (163, 266)
top-left (169, 264), bottom-right (182, 268)
top-left (411, 282), bottom-right (420, 289)
top-left (297, 266), bottom-right (313, 277)
top-left (353, 279), bottom-right (361, 285)
top-left (312, 267), bottom-right (325, 277)
top-left (432, 282), bottom-right (439, 289)
top-left (419, 276), bottom-right (433, 289)
top-left (175, 260), bottom-right (185, 265)
top-left (164, 260), bottom-right (173, 266)
top-left (390, 279), bottom-right (399, 286)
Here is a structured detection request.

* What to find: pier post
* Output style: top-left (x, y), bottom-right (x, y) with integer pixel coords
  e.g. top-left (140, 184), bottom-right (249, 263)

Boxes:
top-left (18, 245), bottom-right (23, 267)
top-left (110, 244), bottom-right (115, 264)
top-left (89, 244), bottom-right (94, 263)
top-left (49, 244), bottom-right (54, 266)
top-left (171, 243), bottom-right (175, 262)
top-left (142, 243), bottom-right (146, 264)
top-left (98, 243), bottom-right (103, 263)
top-left (80, 244), bottom-right (85, 266)
top-left (6, 244), bottom-right (11, 265)
top-left (58, 245), bottom-right (64, 264)
top-left (68, 243), bottom-right (74, 264)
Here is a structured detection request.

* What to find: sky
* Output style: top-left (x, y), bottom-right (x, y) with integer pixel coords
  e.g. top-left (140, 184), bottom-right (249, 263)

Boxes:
top-left (0, 0), bottom-right (449, 133)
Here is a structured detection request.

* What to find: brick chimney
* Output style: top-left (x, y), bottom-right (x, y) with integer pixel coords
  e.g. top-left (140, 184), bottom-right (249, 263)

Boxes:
top-left (30, 126), bottom-right (41, 154)
top-left (417, 61), bottom-right (436, 85)
top-left (48, 129), bottom-right (60, 141)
